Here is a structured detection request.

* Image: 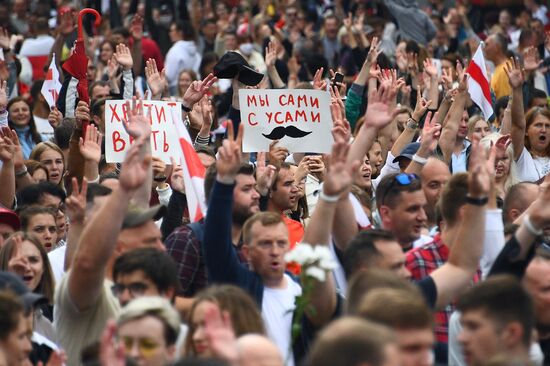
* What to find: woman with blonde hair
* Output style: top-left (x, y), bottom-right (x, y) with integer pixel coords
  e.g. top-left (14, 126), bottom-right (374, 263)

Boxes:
top-left (480, 133), bottom-right (519, 202)
top-left (467, 115), bottom-right (491, 142)
top-left (185, 285), bottom-right (265, 358)
top-left (29, 141), bottom-right (65, 188)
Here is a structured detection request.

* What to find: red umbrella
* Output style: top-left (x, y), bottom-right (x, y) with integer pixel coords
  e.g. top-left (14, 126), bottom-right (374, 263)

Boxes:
top-left (62, 8), bottom-right (101, 130)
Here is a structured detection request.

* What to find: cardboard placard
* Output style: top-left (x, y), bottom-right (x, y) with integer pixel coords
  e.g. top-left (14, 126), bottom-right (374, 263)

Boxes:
top-left (239, 89), bottom-right (333, 153)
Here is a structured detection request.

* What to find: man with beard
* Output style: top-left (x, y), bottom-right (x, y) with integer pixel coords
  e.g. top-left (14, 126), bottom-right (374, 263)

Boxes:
top-left (165, 164), bottom-right (263, 314)
top-left (266, 163), bottom-right (304, 267)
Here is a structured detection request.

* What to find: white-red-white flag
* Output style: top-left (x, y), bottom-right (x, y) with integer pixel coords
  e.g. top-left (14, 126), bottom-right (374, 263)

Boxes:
top-left (172, 109), bottom-right (207, 222)
top-left (466, 44), bottom-right (494, 120)
top-left (41, 54), bottom-right (62, 109)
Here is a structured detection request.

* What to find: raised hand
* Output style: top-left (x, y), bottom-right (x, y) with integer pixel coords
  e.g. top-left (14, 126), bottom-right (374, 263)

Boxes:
top-left (495, 134), bottom-right (512, 153)
top-left (119, 135), bottom-right (151, 193)
top-left (323, 127), bottom-right (360, 198)
top-left (523, 47), bottom-right (542, 72)
top-left (182, 73), bottom-right (218, 109)
top-left (0, 135), bottom-right (15, 162)
top-left (99, 320), bottom-right (126, 366)
top-left (267, 140), bottom-right (289, 168)
top-left (419, 111), bottom-right (441, 153)
top-left (122, 98), bottom-right (152, 140)
top-left (504, 57), bottom-right (524, 89)
top-left (367, 37), bottom-right (381, 65)
top-left (145, 58), bottom-right (166, 98)
top-left (151, 156), bottom-right (167, 180)
top-left (79, 124), bottom-right (102, 163)
top-left (107, 56), bottom-right (120, 80)
top-left (48, 107), bottom-right (63, 129)
top-left (216, 122), bottom-right (243, 181)
top-left (364, 84), bottom-right (393, 129)
top-left (412, 89), bottom-right (432, 122)
top-left (169, 157), bottom-right (185, 193)
top-left (423, 58), bottom-right (438, 79)
top-left (313, 67), bottom-right (327, 90)
top-left (456, 60), bottom-right (468, 92)
top-left (468, 137), bottom-right (491, 197)
top-left (441, 67), bottom-right (453, 91)
top-left (330, 98), bottom-right (351, 141)
top-left (377, 69), bottom-right (404, 100)
top-left (65, 178), bottom-right (88, 224)
top-left (75, 101), bottom-right (91, 121)
top-left (197, 96), bottom-right (214, 136)
top-left (203, 303), bottom-right (239, 364)
top-left (113, 43), bottom-right (133, 71)
top-left (295, 156), bottom-right (311, 183)
top-left (0, 28), bottom-right (9, 52)
top-left (265, 40), bottom-right (277, 69)
top-left (1, 128), bottom-right (24, 169)
top-left (256, 151), bottom-right (277, 195)
top-left (0, 79), bottom-right (7, 111)
top-left (343, 13), bottom-right (353, 30)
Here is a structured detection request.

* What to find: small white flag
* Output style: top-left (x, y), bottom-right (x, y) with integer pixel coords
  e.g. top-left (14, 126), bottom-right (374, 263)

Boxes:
top-left (40, 54), bottom-right (62, 109)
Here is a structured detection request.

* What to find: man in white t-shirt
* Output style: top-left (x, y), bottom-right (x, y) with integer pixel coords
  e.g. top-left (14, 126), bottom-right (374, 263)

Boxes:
top-left (203, 126), bottom-right (357, 365)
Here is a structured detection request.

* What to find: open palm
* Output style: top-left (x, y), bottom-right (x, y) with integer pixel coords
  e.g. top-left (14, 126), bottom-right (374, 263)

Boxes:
top-left (79, 125), bottom-right (102, 163)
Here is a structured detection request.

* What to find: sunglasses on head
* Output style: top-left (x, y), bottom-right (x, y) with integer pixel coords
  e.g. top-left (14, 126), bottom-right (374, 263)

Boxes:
top-left (380, 173), bottom-right (419, 206)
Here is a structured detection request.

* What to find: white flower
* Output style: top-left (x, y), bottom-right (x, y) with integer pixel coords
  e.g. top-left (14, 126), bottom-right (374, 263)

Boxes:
top-left (285, 243), bottom-right (315, 265)
top-left (312, 246), bottom-right (334, 264)
top-left (305, 266), bottom-right (327, 282)
top-left (319, 257), bottom-right (338, 271)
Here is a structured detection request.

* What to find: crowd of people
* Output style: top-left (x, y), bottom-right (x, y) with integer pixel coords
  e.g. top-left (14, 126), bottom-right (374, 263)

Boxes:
top-left (1, 0), bottom-right (550, 365)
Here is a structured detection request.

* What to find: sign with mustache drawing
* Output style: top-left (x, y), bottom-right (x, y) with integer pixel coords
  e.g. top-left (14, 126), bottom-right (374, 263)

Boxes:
top-left (239, 89), bottom-right (334, 153)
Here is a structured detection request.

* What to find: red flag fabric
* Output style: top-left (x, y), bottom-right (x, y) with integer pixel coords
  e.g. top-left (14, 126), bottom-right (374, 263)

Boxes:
top-left (466, 45), bottom-right (494, 120)
top-left (171, 109), bottom-right (207, 222)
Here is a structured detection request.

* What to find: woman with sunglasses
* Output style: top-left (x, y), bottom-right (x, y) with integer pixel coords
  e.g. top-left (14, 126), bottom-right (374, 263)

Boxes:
top-left (507, 58), bottom-right (550, 182)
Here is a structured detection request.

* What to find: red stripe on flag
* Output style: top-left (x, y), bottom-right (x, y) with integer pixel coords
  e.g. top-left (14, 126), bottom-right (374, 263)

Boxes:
top-left (178, 138), bottom-right (206, 178)
top-left (194, 205), bottom-right (204, 222)
top-left (467, 61), bottom-right (492, 104)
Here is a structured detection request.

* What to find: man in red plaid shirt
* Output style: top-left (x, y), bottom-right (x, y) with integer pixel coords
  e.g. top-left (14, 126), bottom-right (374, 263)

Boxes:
top-left (406, 173), bottom-right (481, 362)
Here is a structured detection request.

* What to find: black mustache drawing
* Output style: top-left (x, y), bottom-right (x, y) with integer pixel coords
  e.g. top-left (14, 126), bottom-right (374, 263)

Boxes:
top-left (262, 126), bottom-right (312, 140)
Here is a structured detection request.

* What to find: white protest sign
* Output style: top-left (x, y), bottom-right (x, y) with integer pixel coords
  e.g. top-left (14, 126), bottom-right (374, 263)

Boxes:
top-left (239, 89), bottom-right (334, 153)
top-left (105, 100), bottom-right (181, 163)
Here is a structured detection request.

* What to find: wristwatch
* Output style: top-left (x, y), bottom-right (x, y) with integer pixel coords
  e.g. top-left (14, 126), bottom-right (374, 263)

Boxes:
top-left (406, 117), bottom-right (419, 130)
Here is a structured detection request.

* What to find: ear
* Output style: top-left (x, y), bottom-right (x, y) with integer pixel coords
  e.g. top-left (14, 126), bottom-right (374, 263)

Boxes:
top-left (501, 322), bottom-right (524, 348)
top-left (378, 205), bottom-right (392, 228)
top-left (241, 244), bottom-right (250, 262)
top-left (509, 209), bottom-right (521, 223)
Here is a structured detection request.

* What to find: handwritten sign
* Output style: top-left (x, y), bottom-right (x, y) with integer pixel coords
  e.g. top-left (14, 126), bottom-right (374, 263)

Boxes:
top-left (105, 100), bottom-right (182, 163)
top-left (239, 89), bottom-right (333, 153)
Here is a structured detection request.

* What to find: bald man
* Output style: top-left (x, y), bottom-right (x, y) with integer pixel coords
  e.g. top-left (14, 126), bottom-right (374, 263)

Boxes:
top-left (307, 317), bottom-right (400, 366)
top-left (237, 334), bottom-right (283, 366)
top-left (420, 158), bottom-right (451, 230)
